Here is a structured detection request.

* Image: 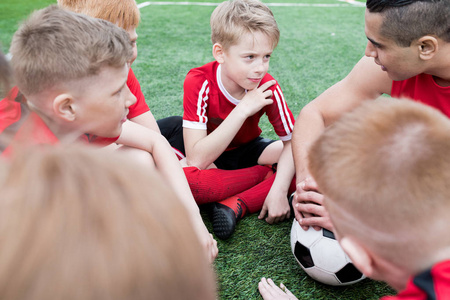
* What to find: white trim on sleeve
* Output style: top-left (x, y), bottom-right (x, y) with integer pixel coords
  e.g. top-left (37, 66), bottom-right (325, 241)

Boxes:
top-left (183, 120), bottom-right (207, 130)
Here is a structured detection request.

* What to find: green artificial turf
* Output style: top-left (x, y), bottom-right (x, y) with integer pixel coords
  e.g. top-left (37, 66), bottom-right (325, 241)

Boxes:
top-left (1, 0), bottom-right (396, 298)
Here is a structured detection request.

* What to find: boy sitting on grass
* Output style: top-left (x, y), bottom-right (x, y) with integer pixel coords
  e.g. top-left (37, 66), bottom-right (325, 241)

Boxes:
top-left (182, 0), bottom-right (296, 239)
top-left (259, 99), bottom-right (450, 299)
top-left (2, 5), bottom-right (217, 261)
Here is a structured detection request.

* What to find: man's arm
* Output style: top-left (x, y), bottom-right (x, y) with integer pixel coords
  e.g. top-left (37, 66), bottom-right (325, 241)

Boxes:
top-left (292, 56), bottom-right (392, 230)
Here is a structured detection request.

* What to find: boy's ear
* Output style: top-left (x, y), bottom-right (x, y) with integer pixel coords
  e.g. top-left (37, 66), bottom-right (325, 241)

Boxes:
top-left (340, 236), bottom-right (375, 278)
top-left (212, 43), bottom-right (225, 64)
top-left (53, 94), bottom-right (76, 122)
top-left (417, 35), bottom-right (438, 61)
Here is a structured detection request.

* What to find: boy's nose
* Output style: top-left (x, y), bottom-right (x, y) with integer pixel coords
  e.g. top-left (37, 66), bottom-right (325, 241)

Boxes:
top-left (125, 87), bottom-right (137, 108)
top-left (254, 60), bottom-right (266, 74)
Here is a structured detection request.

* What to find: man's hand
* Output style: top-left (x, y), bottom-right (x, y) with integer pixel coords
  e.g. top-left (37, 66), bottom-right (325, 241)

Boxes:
top-left (292, 177), bottom-right (334, 231)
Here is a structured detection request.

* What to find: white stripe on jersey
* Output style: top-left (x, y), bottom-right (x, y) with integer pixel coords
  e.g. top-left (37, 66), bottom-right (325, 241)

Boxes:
top-left (196, 80), bottom-right (209, 123)
top-left (277, 85), bottom-right (294, 130)
top-left (183, 120), bottom-right (207, 130)
top-left (274, 86), bottom-right (293, 136)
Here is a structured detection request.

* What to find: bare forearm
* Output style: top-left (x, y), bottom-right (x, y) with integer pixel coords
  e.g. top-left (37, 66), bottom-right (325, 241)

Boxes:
top-left (292, 105), bottom-right (325, 183)
top-left (271, 141), bottom-right (296, 194)
top-left (186, 108), bottom-right (247, 169)
top-left (130, 111), bottom-right (161, 133)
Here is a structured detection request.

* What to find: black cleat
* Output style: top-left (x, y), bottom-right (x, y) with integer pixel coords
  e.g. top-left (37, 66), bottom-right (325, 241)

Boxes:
top-left (211, 202), bottom-right (243, 240)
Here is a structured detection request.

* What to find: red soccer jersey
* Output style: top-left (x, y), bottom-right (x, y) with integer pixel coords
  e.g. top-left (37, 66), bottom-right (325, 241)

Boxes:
top-left (127, 68), bottom-right (150, 119)
top-left (381, 260), bottom-right (450, 300)
top-left (2, 111), bottom-right (60, 157)
top-left (0, 89), bottom-right (114, 154)
top-left (182, 61), bottom-right (295, 151)
top-left (391, 74), bottom-right (450, 118)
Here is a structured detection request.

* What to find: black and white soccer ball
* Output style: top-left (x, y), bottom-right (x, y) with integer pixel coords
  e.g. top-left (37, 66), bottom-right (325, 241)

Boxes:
top-left (290, 219), bottom-right (366, 286)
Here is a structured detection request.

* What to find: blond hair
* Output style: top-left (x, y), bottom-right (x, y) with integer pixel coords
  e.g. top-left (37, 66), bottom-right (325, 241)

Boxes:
top-left (308, 99), bottom-right (450, 268)
top-left (210, 0), bottom-right (280, 50)
top-left (0, 144), bottom-right (216, 300)
top-left (10, 5), bottom-right (133, 97)
top-left (57, 0), bottom-right (140, 30)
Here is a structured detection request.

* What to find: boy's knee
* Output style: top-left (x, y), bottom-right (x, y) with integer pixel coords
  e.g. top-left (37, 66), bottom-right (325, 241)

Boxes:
top-left (257, 140), bottom-right (283, 165)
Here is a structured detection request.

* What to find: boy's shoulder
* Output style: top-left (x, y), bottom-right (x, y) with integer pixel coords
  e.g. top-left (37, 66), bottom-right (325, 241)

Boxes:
top-left (382, 260), bottom-right (450, 300)
top-left (1, 111), bottom-right (59, 157)
top-left (186, 61), bottom-right (218, 79)
top-left (260, 72), bottom-right (277, 86)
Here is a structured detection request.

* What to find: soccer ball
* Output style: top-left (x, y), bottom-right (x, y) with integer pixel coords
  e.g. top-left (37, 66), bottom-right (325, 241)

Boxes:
top-left (290, 219), bottom-right (366, 286)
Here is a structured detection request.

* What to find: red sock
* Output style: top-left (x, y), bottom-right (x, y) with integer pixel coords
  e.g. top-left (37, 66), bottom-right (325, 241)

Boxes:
top-left (220, 174), bottom-right (297, 215)
top-left (216, 195), bottom-right (248, 219)
top-left (236, 174), bottom-right (276, 214)
top-left (183, 165), bottom-right (272, 205)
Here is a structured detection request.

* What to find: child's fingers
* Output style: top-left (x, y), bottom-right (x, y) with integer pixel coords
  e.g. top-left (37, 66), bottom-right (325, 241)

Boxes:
top-left (258, 79), bottom-right (276, 91)
top-left (258, 205), bottom-right (268, 219)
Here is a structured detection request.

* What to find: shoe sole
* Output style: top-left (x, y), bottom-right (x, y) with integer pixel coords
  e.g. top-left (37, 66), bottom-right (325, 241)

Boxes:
top-left (211, 203), bottom-right (236, 240)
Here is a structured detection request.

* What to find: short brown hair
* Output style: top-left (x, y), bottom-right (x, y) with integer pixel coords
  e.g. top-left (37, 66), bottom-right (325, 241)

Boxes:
top-left (0, 144), bottom-right (217, 300)
top-left (308, 99), bottom-right (450, 266)
top-left (366, 0), bottom-right (450, 47)
top-left (210, 0), bottom-right (280, 50)
top-left (58, 0), bottom-right (140, 30)
top-left (10, 5), bottom-right (133, 97)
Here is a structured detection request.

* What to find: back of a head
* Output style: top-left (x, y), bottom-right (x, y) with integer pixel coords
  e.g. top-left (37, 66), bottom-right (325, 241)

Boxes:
top-left (210, 0), bottom-right (280, 50)
top-left (308, 99), bottom-right (450, 266)
top-left (365, 0), bottom-right (450, 47)
top-left (0, 145), bottom-right (217, 300)
top-left (58, 0), bottom-right (140, 30)
top-left (10, 5), bottom-right (133, 97)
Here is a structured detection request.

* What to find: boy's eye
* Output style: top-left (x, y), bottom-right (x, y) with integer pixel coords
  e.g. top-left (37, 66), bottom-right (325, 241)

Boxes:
top-left (115, 88), bottom-right (123, 96)
top-left (264, 54), bottom-right (271, 59)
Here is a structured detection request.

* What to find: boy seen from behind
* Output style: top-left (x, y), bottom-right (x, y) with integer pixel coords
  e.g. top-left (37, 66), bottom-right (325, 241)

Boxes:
top-left (259, 99), bottom-right (450, 299)
top-left (183, 0), bottom-right (296, 239)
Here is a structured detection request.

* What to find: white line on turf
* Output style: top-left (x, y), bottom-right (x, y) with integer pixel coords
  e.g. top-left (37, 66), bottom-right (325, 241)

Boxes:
top-left (137, 1), bottom-right (365, 8)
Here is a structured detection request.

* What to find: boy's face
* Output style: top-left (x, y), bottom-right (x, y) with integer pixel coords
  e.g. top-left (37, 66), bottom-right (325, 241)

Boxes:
top-left (73, 64), bottom-right (136, 137)
top-left (126, 27), bottom-right (138, 65)
top-left (220, 31), bottom-right (273, 96)
top-left (364, 9), bottom-right (423, 81)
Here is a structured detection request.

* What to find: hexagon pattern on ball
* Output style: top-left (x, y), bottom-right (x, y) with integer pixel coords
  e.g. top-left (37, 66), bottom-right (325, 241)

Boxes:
top-left (290, 219), bottom-right (366, 286)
